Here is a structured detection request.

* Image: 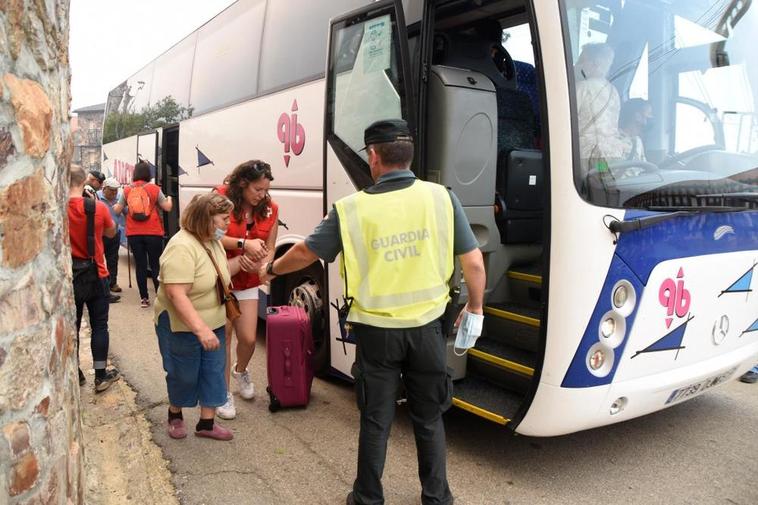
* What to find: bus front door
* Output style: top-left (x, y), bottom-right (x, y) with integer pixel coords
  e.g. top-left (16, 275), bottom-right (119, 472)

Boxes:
top-left (323, 0), bottom-right (415, 377)
top-left (160, 126), bottom-right (180, 239)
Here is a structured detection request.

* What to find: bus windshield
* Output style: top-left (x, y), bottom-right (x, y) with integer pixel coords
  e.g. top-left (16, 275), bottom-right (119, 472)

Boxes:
top-left (563, 0), bottom-right (758, 209)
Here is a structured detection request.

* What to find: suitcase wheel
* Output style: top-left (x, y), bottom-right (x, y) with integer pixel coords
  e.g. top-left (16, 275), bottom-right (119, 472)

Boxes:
top-left (267, 386), bottom-right (281, 413)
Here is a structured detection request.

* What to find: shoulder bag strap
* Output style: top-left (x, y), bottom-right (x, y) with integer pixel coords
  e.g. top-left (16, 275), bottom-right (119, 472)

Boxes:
top-left (84, 197), bottom-right (96, 259)
top-left (202, 242), bottom-right (233, 302)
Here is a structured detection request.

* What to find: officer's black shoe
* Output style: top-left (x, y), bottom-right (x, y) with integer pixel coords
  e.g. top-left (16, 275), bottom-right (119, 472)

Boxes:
top-left (346, 491), bottom-right (355, 505)
top-left (108, 294), bottom-right (121, 304)
top-left (740, 370), bottom-right (758, 384)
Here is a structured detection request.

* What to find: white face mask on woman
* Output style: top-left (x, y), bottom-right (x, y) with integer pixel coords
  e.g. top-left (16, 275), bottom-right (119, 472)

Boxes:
top-left (213, 227), bottom-right (225, 241)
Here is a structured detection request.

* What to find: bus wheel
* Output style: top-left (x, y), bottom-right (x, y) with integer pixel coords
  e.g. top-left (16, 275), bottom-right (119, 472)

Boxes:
top-left (284, 265), bottom-right (329, 376)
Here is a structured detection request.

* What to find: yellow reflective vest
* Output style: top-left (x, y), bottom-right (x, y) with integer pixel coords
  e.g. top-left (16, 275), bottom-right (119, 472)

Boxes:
top-left (334, 179), bottom-right (454, 328)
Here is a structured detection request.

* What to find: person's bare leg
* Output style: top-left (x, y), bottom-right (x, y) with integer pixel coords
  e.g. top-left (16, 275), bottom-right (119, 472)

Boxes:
top-left (231, 299), bottom-right (258, 399)
top-left (233, 299), bottom-right (258, 372)
top-left (215, 320), bottom-right (237, 419)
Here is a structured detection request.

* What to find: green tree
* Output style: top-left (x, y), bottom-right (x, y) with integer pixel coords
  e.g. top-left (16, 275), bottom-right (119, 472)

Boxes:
top-left (102, 96), bottom-right (193, 144)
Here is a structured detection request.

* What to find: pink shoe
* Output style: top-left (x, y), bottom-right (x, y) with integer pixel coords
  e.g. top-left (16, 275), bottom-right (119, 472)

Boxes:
top-left (194, 423), bottom-right (233, 441)
top-left (167, 419), bottom-right (187, 439)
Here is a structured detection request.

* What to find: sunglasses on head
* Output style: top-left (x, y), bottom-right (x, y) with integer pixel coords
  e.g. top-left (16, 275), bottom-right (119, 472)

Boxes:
top-left (249, 163), bottom-right (272, 177)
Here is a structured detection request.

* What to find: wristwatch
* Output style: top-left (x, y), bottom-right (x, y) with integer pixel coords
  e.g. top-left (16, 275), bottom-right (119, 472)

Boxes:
top-left (266, 260), bottom-right (277, 277)
top-left (236, 238), bottom-right (244, 250)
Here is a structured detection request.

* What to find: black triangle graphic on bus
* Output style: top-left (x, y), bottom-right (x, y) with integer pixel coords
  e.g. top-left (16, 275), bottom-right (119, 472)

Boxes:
top-left (632, 315), bottom-right (693, 360)
top-left (103, 152), bottom-right (109, 161)
top-left (196, 146), bottom-right (214, 167)
top-left (177, 164), bottom-right (188, 176)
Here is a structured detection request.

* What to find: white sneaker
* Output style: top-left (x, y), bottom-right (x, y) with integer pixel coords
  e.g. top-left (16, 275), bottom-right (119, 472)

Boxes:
top-left (232, 363), bottom-right (255, 400)
top-left (216, 392), bottom-right (236, 420)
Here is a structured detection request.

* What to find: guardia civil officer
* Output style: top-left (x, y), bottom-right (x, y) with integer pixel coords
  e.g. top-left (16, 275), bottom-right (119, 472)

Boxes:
top-left (259, 119), bottom-right (486, 505)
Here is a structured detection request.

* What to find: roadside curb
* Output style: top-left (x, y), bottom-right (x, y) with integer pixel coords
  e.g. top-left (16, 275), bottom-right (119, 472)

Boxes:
top-left (79, 328), bottom-right (179, 505)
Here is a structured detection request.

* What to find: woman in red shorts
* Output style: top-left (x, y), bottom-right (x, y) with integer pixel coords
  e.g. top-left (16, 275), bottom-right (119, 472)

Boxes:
top-left (214, 160), bottom-right (277, 419)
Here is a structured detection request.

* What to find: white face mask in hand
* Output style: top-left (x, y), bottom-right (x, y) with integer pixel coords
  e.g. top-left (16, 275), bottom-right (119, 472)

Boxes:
top-left (453, 311), bottom-right (484, 356)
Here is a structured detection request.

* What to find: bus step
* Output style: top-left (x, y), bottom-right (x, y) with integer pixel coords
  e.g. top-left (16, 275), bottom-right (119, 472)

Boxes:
top-left (483, 302), bottom-right (541, 353)
top-left (451, 375), bottom-right (524, 425)
top-left (469, 338), bottom-right (536, 377)
top-left (484, 302), bottom-right (541, 327)
top-left (506, 263), bottom-right (542, 285)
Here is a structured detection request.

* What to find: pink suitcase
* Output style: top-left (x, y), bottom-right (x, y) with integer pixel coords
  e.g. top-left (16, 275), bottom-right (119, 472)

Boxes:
top-left (265, 305), bottom-right (314, 412)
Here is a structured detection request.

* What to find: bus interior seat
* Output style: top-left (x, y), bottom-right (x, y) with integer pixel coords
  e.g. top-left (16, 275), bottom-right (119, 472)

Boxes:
top-left (513, 60), bottom-right (541, 130)
top-left (435, 32), bottom-right (515, 90)
top-left (435, 30), bottom-right (536, 158)
top-left (435, 29), bottom-right (540, 243)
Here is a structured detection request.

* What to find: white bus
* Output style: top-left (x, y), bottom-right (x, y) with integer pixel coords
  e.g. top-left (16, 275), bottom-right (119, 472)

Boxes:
top-left (101, 0), bottom-right (758, 436)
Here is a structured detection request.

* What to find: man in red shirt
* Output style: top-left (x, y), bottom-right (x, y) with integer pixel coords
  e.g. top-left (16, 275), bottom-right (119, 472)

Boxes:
top-left (68, 164), bottom-right (120, 392)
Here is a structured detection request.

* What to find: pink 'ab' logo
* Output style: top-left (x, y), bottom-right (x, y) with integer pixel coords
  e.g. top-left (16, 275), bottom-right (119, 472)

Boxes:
top-left (277, 99), bottom-right (305, 167)
top-left (658, 267), bottom-right (691, 329)
top-left (113, 159), bottom-right (135, 185)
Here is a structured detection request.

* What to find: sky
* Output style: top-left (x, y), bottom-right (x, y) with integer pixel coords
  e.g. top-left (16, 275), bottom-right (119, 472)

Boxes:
top-left (69, 0), bottom-right (235, 112)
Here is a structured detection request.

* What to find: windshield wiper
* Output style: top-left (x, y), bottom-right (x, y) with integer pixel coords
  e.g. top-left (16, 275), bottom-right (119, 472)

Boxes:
top-left (696, 191), bottom-right (758, 204)
top-left (607, 211), bottom-right (695, 234)
top-left (645, 205), bottom-right (750, 212)
top-left (608, 203), bottom-right (752, 235)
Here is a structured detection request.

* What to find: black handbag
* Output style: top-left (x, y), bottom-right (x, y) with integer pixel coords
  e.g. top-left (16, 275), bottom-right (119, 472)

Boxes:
top-left (72, 198), bottom-right (102, 303)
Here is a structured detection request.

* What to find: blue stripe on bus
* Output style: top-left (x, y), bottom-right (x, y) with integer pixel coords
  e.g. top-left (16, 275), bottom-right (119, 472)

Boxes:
top-left (561, 210), bottom-right (758, 389)
top-left (615, 210), bottom-right (758, 284)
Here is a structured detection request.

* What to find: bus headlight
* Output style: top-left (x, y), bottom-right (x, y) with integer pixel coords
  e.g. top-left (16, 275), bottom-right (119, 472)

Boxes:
top-left (586, 343), bottom-right (614, 377)
top-left (613, 285), bottom-right (628, 307)
top-left (589, 349), bottom-right (605, 370)
top-left (601, 317), bottom-right (616, 338)
top-left (611, 280), bottom-right (637, 317)
top-left (597, 311), bottom-right (626, 349)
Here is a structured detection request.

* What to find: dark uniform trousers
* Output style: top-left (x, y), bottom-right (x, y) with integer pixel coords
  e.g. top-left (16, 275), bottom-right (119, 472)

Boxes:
top-left (103, 230), bottom-right (120, 288)
top-left (351, 319), bottom-right (454, 505)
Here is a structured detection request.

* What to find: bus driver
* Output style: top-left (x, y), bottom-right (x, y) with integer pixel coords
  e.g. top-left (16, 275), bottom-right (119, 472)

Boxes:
top-left (258, 119), bottom-right (486, 505)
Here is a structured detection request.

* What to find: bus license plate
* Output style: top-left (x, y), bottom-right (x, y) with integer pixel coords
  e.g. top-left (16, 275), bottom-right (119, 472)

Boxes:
top-left (665, 367), bottom-right (738, 405)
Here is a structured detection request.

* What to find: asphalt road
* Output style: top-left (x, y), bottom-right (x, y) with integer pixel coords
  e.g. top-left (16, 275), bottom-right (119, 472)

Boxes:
top-left (106, 253), bottom-right (758, 505)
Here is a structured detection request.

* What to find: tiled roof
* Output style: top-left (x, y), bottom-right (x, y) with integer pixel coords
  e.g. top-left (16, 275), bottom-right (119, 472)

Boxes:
top-left (73, 103), bottom-right (106, 114)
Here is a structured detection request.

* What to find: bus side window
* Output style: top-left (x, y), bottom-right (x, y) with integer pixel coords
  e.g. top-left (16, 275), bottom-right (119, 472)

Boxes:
top-left (258, 0), bottom-right (368, 94)
top-left (189, 0), bottom-right (265, 115)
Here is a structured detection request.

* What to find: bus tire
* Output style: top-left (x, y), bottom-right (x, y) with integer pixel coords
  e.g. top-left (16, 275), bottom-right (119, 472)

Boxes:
top-left (279, 262), bottom-right (330, 377)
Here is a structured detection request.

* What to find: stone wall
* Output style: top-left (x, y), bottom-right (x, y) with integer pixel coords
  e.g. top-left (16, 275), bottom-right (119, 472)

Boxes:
top-left (0, 1), bottom-right (83, 504)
